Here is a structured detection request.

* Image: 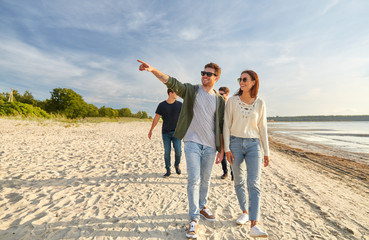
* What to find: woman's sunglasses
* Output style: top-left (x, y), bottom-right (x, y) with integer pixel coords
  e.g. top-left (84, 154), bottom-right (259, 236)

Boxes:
top-left (237, 77), bottom-right (253, 83)
top-left (201, 71), bottom-right (217, 77)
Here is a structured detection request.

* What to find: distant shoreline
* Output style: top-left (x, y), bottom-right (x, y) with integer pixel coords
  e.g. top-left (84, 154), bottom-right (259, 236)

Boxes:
top-left (268, 115), bottom-right (369, 122)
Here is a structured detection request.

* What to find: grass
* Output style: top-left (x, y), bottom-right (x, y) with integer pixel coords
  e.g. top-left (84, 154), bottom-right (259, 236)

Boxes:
top-left (0, 116), bottom-right (152, 124)
top-left (75, 117), bottom-right (152, 123)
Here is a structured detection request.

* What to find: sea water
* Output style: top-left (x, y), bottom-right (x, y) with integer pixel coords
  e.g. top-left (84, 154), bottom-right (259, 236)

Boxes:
top-left (268, 121), bottom-right (369, 154)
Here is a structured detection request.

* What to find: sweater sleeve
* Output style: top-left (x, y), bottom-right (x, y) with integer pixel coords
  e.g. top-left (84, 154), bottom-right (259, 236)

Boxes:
top-left (223, 98), bottom-right (233, 152)
top-left (257, 100), bottom-right (270, 156)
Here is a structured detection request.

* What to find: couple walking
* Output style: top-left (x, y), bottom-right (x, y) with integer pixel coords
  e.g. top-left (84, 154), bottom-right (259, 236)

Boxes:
top-left (138, 60), bottom-right (270, 239)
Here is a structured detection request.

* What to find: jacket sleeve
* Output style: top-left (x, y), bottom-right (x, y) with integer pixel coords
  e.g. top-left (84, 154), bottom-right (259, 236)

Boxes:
top-left (165, 77), bottom-right (187, 99)
top-left (219, 95), bottom-right (225, 133)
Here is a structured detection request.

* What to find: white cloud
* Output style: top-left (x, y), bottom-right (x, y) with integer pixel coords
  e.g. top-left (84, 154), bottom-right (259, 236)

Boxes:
top-left (267, 56), bottom-right (296, 66)
top-left (179, 28), bottom-right (202, 41)
top-left (319, 0), bottom-right (340, 16)
top-left (0, 39), bottom-right (84, 80)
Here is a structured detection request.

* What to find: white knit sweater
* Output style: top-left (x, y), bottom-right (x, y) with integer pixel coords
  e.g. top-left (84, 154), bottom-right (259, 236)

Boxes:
top-left (223, 96), bottom-right (269, 156)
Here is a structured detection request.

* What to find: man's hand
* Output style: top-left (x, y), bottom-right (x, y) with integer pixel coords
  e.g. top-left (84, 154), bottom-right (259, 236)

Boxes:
top-left (138, 60), bottom-right (154, 72)
top-left (225, 151), bottom-right (234, 164)
top-left (137, 59), bottom-right (169, 83)
top-left (148, 130), bottom-right (153, 140)
top-left (215, 151), bottom-right (224, 164)
top-left (264, 156), bottom-right (270, 167)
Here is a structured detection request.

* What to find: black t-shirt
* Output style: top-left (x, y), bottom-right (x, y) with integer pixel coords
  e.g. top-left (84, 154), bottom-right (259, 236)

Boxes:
top-left (155, 100), bottom-right (182, 134)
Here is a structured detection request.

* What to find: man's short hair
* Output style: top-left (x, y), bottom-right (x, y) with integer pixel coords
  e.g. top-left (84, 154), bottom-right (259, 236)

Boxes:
top-left (167, 88), bottom-right (174, 95)
top-left (218, 87), bottom-right (229, 94)
top-left (204, 62), bottom-right (221, 77)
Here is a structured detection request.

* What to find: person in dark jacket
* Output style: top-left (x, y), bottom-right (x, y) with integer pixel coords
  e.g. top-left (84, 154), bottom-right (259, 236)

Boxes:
top-left (138, 59), bottom-right (225, 239)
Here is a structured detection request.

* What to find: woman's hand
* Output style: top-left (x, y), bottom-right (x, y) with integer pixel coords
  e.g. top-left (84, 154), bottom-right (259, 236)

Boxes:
top-left (264, 156), bottom-right (270, 167)
top-left (225, 151), bottom-right (234, 164)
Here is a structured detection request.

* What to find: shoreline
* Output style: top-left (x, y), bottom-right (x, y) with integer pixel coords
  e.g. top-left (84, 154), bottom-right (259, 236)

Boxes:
top-left (1, 119), bottom-right (368, 239)
top-left (268, 137), bottom-right (369, 191)
top-left (268, 128), bottom-right (369, 166)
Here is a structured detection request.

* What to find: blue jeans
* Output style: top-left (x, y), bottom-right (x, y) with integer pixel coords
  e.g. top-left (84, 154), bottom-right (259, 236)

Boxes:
top-left (230, 136), bottom-right (262, 221)
top-left (162, 131), bottom-right (182, 171)
top-left (221, 154), bottom-right (233, 178)
top-left (184, 141), bottom-right (217, 221)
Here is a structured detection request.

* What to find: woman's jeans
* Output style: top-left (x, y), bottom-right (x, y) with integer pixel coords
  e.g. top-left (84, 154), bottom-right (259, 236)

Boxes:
top-left (230, 136), bottom-right (262, 221)
top-left (162, 131), bottom-right (182, 171)
top-left (184, 141), bottom-right (217, 221)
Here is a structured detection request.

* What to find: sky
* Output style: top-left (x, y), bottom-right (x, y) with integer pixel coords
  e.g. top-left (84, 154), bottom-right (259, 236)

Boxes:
top-left (1, 0), bottom-right (369, 117)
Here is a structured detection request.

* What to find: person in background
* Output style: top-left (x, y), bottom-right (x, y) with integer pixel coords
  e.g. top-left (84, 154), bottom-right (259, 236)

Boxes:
top-left (223, 70), bottom-right (270, 238)
top-left (218, 86), bottom-right (234, 181)
top-left (148, 88), bottom-right (182, 178)
top-left (138, 59), bottom-right (225, 239)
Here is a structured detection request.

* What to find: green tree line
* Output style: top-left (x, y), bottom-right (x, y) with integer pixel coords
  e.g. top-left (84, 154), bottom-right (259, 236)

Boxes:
top-left (0, 88), bottom-right (150, 119)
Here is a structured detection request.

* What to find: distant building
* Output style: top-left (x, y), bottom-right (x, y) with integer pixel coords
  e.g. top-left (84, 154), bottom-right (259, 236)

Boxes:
top-left (8, 89), bottom-right (14, 102)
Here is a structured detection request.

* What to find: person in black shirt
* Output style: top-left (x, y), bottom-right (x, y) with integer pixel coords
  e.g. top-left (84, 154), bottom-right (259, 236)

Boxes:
top-left (218, 86), bottom-right (234, 181)
top-left (148, 89), bottom-right (182, 177)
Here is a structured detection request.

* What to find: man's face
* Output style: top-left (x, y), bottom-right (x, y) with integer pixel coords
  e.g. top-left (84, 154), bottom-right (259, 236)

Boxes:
top-left (169, 92), bottom-right (177, 99)
top-left (201, 67), bottom-right (219, 88)
top-left (219, 91), bottom-right (228, 101)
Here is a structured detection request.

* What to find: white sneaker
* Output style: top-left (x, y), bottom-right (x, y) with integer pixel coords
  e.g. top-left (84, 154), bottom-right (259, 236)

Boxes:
top-left (236, 213), bottom-right (249, 225)
top-left (250, 225), bottom-right (268, 238)
top-left (186, 221), bottom-right (199, 239)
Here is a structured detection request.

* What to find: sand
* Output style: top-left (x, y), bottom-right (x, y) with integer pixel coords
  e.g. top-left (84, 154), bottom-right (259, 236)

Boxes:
top-left (0, 118), bottom-right (368, 240)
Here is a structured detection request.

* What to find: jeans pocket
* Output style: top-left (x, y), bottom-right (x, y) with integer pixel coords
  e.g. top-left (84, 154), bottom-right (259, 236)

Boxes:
top-left (184, 141), bottom-right (199, 153)
top-left (184, 142), bottom-right (191, 152)
top-left (230, 136), bottom-right (238, 143)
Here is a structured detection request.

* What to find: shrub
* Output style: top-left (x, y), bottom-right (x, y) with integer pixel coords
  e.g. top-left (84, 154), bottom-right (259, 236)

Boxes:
top-left (0, 102), bottom-right (51, 118)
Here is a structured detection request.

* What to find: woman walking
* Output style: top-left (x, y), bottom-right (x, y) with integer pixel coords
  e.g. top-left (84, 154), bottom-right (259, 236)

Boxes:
top-left (223, 70), bottom-right (270, 238)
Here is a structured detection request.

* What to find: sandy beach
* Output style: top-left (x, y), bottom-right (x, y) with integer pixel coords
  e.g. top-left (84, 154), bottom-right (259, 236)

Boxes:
top-left (1, 118), bottom-right (368, 240)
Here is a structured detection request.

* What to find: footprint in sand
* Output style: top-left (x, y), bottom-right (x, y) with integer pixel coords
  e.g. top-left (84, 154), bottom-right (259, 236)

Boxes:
top-left (5, 193), bottom-right (23, 204)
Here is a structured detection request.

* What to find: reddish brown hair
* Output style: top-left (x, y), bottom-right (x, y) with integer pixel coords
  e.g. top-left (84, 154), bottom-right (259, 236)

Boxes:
top-left (204, 62), bottom-right (221, 77)
top-left (235, 70), bottom-right (259, 98)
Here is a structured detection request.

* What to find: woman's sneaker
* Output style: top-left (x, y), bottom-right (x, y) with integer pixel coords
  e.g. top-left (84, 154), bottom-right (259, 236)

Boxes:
top-left (186, 221), bottom-right (199, 239)
top-left (250, 225), bottom-right (268, 238)
top-left (236, 213), bottom-right (249, 225)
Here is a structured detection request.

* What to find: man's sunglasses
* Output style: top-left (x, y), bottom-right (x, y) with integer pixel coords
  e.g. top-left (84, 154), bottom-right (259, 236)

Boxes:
top-left (201, 71), bottom-right (217, 77)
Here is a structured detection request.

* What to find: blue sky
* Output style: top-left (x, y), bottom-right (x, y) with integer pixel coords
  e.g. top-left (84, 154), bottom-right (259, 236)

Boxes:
top-left (1, 0), bottom-right (369, 117)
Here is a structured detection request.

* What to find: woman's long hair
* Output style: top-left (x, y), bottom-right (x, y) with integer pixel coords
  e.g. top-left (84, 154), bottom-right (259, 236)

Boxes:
top-left (235, 70), bottom-right (259, 98)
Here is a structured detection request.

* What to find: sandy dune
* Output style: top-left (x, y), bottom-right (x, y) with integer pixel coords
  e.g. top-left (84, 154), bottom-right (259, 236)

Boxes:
top-left (0, 119), bottom-right (368, 239)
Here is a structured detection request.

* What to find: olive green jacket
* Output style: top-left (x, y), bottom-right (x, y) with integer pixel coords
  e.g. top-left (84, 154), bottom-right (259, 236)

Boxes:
top-left (165, 77), bottom-right (225, 152)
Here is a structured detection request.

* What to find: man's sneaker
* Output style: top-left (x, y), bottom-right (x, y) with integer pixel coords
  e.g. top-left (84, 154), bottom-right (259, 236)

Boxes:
top-left (236, 213), bottom-right (249, 225)
top-left (221, 172), bottom-right (228, 179)
top-left (186, 221), bottom-right (199, 239)
top-left (250, 225), bottom-right (268, 238)
top-left (175, 166), bottom-right (181, 175)
top-left (163, 170), bottom-right (171, 178)
top-left (200, 208), bottom-right (216, 221)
